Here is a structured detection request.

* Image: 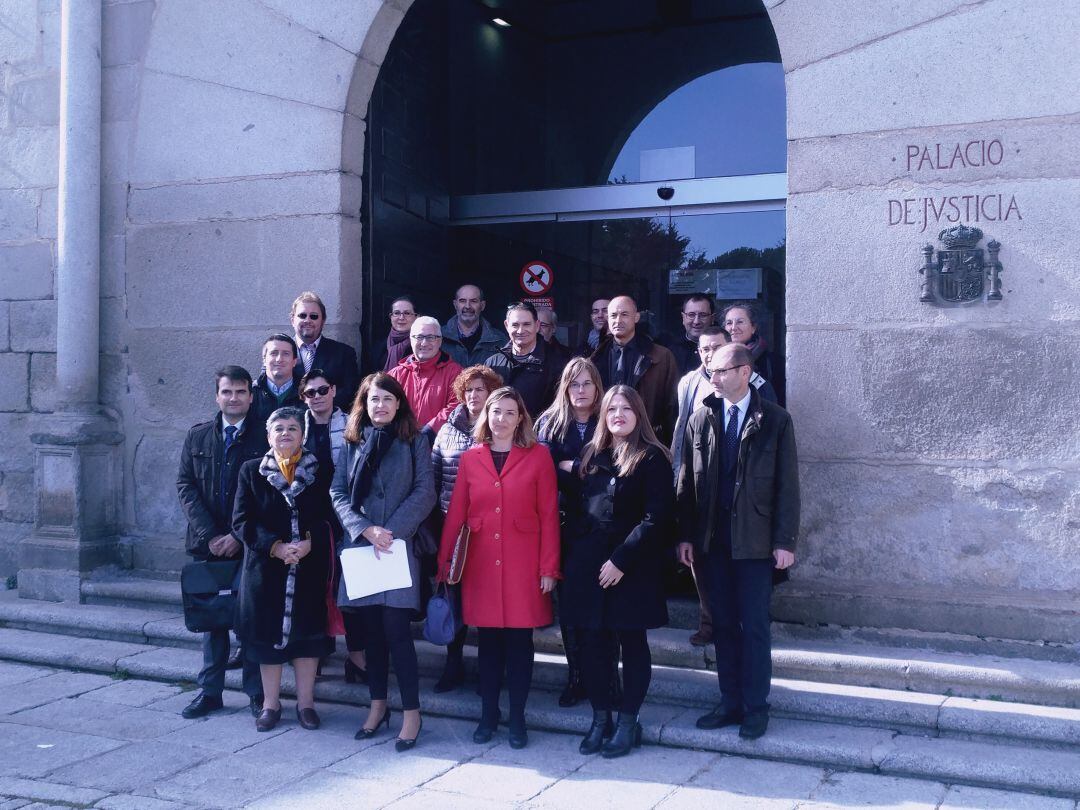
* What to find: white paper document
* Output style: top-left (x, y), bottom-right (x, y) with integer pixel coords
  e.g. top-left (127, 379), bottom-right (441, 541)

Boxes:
top-left (340, 539), bottom-right (413, 601)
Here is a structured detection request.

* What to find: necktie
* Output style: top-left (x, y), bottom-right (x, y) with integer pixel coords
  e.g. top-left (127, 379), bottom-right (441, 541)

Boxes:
top-left (221, 426), bottom-right (238, 513)
top-left (301, 344), bottom-right (314, 372)
top-left (724, 404), bottom-right (740, 469)
top-left (614, 346), bottom-right (624, 383)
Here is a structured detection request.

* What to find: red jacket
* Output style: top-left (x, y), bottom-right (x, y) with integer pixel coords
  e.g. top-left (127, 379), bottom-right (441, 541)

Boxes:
top-left (439, 443), bottom-right (561, 628)
top-left (388, 352), bottom-right (463, 434)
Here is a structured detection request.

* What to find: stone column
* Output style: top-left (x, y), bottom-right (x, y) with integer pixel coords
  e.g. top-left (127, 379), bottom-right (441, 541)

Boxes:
top-left (19, 0), bottom-right (124, 601)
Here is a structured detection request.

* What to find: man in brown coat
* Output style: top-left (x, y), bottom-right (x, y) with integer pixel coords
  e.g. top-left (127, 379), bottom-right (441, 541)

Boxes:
top-left (590, 295), bottom-right (679, 443)
top-left (675, 342), bottom-right (799, 740)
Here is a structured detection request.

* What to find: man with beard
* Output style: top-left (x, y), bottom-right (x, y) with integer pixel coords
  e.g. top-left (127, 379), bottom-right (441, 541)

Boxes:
top-left (442, 284), bottom-right (506, 367)
top-left (290, 290), bottom-right (359, 410)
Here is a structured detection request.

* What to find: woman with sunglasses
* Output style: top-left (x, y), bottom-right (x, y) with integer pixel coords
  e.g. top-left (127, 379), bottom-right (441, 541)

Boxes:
top-left (300, 369), bottom-right (367, 686)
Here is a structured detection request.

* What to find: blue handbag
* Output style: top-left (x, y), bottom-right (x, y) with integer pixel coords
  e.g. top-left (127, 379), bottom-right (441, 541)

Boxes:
top-left (423, 582), bottom-right (461, 645)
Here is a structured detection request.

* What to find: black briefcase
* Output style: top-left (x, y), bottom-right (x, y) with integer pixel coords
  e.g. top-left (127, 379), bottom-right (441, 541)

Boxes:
top-left (180, 559), bottom-right (241, 633)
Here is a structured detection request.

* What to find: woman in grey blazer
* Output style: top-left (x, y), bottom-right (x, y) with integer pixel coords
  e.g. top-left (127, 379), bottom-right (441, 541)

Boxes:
top-left (331, 372), bottom-right (435, 751)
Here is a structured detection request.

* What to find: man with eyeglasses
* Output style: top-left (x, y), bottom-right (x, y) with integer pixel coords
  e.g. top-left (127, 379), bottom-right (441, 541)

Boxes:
top-left (388, 316), bottom-right (463, 437)
top-left (676, 342), bottom-right (799, 741)
top-left (485, 302), bottom-right (567, 417)
top-left (670, 326), bottom-right (777, 648)
top-left (664, 294), bottom-right (715, 376)
top-left (379, 296), bottom-right (418, 372)
top-left (442, 284), bottom-right (507, 367)
top-left (290, 290), bottom-right (360, 410)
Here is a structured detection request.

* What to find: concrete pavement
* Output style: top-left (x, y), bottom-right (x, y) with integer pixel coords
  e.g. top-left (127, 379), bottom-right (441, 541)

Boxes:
top-left (0, 660), bottom-right (1076, 810)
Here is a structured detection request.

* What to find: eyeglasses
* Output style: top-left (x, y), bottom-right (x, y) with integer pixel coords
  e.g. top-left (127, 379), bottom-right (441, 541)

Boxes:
top-left (391, 310), bottom-right (415, 318)
top-left (412, 334), bottom-right (441, 342)
top-left (295, 312), bottom-right (320, 320)
top-left (568, 381), bottom-right (595, 390)
top-left (708, 364), bottom-right (746, 376)
top-left (301, 385), bottom-right (331, 398)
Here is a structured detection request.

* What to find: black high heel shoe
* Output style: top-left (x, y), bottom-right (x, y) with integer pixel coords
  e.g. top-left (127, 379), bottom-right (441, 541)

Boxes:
top-left (601, 713), bottom-right (642, 758)
top-left (344, 658), bottom-right (368, 685)
top-left (579, 709), bottom-right (613, 755)
top-left (354, 706), bottom-right (391, 740)
top-left (395, 717), bottom-right (422, 752)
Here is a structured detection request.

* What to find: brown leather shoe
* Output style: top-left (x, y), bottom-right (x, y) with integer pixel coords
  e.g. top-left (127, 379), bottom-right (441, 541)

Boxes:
top-left (255, 706), bottom-right (282, 732)
top-left (689, 629), bottom-right (713, 647)
top-left (296, 706), bottom-right (321, 730)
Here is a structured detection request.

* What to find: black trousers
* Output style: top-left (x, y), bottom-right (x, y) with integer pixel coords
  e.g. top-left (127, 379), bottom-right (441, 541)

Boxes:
top-left (477, 627), bottom-right (534, 724)
top-left (580, 628), bottom-right (650, 715)
top-left (197, 628), bottom-right (262, 699)
top-left (702, 547), bottom-right (774, 716)
top-left (346, 607), bottom-right (419, 711)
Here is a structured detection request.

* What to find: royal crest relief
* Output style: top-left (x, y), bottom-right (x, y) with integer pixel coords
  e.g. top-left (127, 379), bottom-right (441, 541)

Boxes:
top-left (918, 225), bottom-right (1003, 305)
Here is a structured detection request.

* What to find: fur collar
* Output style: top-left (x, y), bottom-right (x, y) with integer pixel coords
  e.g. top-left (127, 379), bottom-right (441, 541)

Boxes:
top-left (258, 449), bottom-right (318, 506)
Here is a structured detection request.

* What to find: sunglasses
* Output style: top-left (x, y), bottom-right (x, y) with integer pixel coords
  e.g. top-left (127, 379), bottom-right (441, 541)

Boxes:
top-left (301, 385), bottom-right (332, 398)
top-left (295, 312), bottom-right (321, 320)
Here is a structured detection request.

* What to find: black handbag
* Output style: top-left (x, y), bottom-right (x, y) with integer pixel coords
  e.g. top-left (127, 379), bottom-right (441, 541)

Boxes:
top-left (181, 559), bottom-right (242, 633)
top-left (423, 582), bottom-right (461, 646)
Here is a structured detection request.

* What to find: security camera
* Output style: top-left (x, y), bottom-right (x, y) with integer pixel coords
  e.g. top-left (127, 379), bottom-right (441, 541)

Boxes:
top-left (657, 186), bottom-right (675, 201)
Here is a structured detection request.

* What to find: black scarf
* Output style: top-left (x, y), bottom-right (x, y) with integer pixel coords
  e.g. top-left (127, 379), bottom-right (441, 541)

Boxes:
top-left (349, 425), bottom-right (396, 512)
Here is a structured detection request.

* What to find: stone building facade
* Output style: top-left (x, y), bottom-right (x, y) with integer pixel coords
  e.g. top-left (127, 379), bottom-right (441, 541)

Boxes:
top-left (1, 0), bottom-right (1077, 642)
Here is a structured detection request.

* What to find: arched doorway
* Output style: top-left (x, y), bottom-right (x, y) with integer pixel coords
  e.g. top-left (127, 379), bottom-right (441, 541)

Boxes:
top-left (360, 0), bottom-right (786, 396)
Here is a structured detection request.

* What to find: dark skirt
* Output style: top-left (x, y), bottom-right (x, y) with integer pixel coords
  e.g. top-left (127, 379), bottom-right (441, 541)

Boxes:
top-left (248, 636), bottom-right (334, 665)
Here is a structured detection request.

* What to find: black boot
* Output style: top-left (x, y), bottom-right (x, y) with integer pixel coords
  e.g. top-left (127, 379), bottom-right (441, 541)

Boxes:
top-left (559, 624), bottom-right (586, 707)
top-left (434, 640), bottom-right (465, 693)
top-left (579, 709), bottom-right (613, 755)
top-left (601, 713), bottom-right (642, 759)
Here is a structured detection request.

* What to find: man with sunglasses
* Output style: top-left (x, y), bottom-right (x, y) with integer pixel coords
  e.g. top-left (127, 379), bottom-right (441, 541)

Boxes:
top-left (290, 291), bottom-right (360, 411)
top-left (675, 342), bottom-right (799, 741)
top-left (388, 316), bottom-right (463, 437)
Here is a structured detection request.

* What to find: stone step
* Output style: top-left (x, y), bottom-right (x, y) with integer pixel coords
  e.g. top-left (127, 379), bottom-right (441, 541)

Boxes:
top-left (30, 585), bottom-right (1080, 709)
top-left (0, 625), bottom-right (1079, 798)
top-left (4, 590), bottom-right (1080, 752)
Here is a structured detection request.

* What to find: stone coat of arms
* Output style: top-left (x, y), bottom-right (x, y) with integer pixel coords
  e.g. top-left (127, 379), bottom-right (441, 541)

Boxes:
top-left (919, 225), bottom-right (1003, 305)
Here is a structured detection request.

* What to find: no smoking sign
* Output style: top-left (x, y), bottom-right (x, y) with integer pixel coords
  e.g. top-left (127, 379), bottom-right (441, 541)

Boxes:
top-left (519, 261), bottom-right (554, 295)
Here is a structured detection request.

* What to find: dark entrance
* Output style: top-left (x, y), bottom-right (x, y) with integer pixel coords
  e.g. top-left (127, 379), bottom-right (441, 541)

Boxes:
top-left (361, 0), bottom-right (787, 395)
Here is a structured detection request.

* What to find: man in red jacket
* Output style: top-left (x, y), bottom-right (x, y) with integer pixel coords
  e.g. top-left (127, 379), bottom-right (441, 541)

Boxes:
top-left (388, 316), bottom-right (463, 438)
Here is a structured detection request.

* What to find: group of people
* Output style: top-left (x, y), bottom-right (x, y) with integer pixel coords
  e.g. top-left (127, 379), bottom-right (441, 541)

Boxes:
top-left (176, 284), bottom-right (799, 759)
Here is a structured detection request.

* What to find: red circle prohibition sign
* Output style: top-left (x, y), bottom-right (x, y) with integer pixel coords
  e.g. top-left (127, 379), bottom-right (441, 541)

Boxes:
top-left (519, 261), bottom-right (554, 295)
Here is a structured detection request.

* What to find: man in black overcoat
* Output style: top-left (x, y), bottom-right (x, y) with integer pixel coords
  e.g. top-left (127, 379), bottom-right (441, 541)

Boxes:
top-left (290, 290), bottom-right (360, 411)
top-left (675, 342), bottom-right (799, 740)
top-left (176, 366), bottom-right (268, 718)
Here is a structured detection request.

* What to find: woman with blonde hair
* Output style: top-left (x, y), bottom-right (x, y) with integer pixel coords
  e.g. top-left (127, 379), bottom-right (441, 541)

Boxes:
top-left (438, 387), bottom-right (561, 749)
top-left (562, 385), bottom-right (674, 758)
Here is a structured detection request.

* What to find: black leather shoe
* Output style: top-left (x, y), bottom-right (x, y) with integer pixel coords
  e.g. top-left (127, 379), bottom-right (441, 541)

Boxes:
top-left (249, 695), bottom-right (264, 718)
top-left (296, 706), bottom-right (321, 730)
top-left (601, 713), bottom-right (642, 758)
top-left (255, 706), bottom-right (282, 732)
top-left (507, 718), bottom-right (528, 750)
top-left (579, 710), bottom-right (613, 755)
top-left (695, 705), bottom-right (743, 730)
top-left (739, 711), bottom-right (769, 740)
top-left (344, 658), bottom-right (368, 685)
top-left (472, 722), bottom-right (496, 744)
top-left (355, 706), bottom-right (392, 740)
top-left (181, 693), bottom-right (223, 719)
top-left (395, 717), bottom-right (422, 752)
top-left (225, 646), bottom-right (244, 670)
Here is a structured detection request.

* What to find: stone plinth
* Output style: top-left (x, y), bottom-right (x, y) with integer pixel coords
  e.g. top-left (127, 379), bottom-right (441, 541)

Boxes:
top-left (19, 413), bottom-right (124, 602)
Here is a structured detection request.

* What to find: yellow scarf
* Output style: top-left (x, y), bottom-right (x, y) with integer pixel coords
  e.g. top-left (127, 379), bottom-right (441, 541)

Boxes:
top-left (275, 450), bottom-right (302, 484)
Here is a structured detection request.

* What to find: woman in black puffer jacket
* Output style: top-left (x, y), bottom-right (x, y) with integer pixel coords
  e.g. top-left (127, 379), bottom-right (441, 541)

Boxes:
top-left (429, 365), bottom-right (502, 691)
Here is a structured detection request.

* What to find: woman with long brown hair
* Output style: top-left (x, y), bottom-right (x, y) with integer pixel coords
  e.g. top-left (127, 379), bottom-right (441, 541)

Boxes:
top-left (437, 387), bottom-right (561, 749)
top-left (330, 372), bottom-right (435, 751)
top-left (562, 385), bottom-right (674, 758)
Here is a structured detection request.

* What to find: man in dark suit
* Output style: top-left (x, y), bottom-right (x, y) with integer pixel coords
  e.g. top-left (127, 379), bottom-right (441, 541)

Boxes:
top-left (176, 366), bottom-right (268, 718)
top-left (290, 290), bottom-right (360, 410)
top-left (251, 334), bottom-right (302, 426)
top-left (675, 342), bottom-right (799, 740)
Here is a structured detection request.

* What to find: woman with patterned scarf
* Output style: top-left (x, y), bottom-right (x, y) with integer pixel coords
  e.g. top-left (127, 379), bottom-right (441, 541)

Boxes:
top-left (234, 406), bottom-right (335, 732)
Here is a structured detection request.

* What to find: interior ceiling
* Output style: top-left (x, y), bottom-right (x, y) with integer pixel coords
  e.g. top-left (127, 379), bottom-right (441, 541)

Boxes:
top-left (475, 0), bottom-right (770, 41)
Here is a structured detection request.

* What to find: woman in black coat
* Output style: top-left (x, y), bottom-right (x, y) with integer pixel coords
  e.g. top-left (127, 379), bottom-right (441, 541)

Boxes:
top-left (234, 406), bottom-right (334, 733)
top-left (562, 385), bottom-right (674, 759)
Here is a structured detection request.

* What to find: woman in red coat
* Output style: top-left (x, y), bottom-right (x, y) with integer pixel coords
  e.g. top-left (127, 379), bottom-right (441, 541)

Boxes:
top-left (438, 386), bottom-right (560, 750)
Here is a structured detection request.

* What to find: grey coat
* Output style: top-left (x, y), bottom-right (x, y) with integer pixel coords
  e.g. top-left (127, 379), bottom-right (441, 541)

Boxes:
top-left (330, 431), bottom-right (436, 610)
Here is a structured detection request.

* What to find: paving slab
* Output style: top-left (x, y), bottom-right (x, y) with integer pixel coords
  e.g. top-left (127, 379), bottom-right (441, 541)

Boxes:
top-left (478, 728), bottom-right (591, 779)
top-left (809, 771), bottom-right (947, 807)
top-left (0, 722), bottom-right (125, 778)
top-left (0, 778), bottom-right (108, 806)
top-left (938, 784), bottom-right (1076, 809)
top-left (423, 759), bottom-right (562, 804)
top-left (147, 755), bottom-right (289, 810)
top-left (46, 739), bottom-right (214, 793)
top-left (0, 672), bottom-right (116, 715)
top-left (383, 788), bottom-right (518, 810)
top-left (156, 705), bottom-right (289, 753)
top-left (244, 771), bottom-right (415, 809)
top-left (572, 743), bottom-right (718, 786)
top-left (8, 696), bottom-right (193, 742)
top-left (80, 679), bottom-right (185, 708)
top-left (94, 796), bottom-right (196, 810)
top-left (526, 773), bottom-right (677, 809)
top-left (0, 662), bottom-right (55, 688)
top-left (688, 753), bottom-right (826, 800)
top-left (656, 787), bottom-right (797, 810)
